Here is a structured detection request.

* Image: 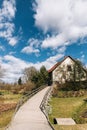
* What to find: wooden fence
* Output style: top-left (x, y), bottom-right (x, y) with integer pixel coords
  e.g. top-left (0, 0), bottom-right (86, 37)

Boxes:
top-left (40, 86), bottom-right (55, 130)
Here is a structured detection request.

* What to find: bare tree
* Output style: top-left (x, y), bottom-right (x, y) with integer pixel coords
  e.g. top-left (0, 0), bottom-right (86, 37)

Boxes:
top-left (0, 65), bottom-right (4, 79)
top-left (23, 66), bottom-right (37, 82)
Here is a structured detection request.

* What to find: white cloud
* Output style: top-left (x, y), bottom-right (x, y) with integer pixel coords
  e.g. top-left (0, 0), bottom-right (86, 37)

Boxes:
top-left (21, 38), bottom-right (40, 55)
top-left (0, 0), bottom-right (18, 46)
top-left (58, 46), bottom-right (66, 53)
top-left (0, 55), bottom-right (29, 83)
top-left (22, 46), bottom-right (40, 54)
top-left (80, 54), bottom-right (85, 62)
top-left (0, 0), bottom-right (16, 20)
top-left (41, 53), bottom-right (64, 69)
top-left (0, 45), bottom-right (5, 51)
top-left (33, 0), bottom-right (87, 48)
top-left (0, 54), bottom-right (64, 83)
top-left (8, 37), bottom-right (18, 46)
top-left (9, 51), bottom-right (16, 55)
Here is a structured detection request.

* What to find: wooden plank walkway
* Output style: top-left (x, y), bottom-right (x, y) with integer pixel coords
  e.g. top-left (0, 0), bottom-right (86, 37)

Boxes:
top-left (7, 87), bottom-right (52, 130)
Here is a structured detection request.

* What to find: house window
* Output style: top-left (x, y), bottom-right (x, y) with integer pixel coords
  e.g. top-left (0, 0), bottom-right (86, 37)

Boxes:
top-left (67, 65), bottom-right (72, 71)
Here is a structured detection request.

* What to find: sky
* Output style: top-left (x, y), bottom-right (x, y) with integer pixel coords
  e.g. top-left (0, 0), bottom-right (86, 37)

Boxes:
top-left (0, 0), bottom-right (87, 83)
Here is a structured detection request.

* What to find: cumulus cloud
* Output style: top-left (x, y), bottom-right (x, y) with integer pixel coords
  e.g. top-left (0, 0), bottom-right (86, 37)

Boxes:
top-left (22, 46), bottom-right (40, 54)
top-left (40, 53), bottom-right (64, 69)
top-left (33, 0), bottom-right (87, 48)
top-left (0, 0), bottom-right (18, 46)
top-left (0, 53), bottom-right (63, 83)
top-left (0, 55), bottom-right (29, 83)
top-left (21, 38), bottom-right (40, 55)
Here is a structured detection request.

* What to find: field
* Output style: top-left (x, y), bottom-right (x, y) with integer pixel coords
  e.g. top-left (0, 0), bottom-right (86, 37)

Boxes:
top-left (0, 90), bottom-right (22, 129)
top-left (53, 124), bottom-right (87, 130)
top-left (49, 94), bottom-right (87, 130)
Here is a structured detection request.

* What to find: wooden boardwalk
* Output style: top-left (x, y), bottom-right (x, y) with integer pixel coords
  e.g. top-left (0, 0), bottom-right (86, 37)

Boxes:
top-left (7, 87), bottom-right (52, 130)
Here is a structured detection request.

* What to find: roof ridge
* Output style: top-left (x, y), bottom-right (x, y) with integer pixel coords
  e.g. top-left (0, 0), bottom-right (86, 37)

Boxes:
top-left (48, 56), bottom-right (73, 73)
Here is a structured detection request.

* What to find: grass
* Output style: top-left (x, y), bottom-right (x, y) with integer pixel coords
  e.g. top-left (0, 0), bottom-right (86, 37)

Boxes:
top-left (53, 124), bottom-right (87, 130)
top-left (0, 90), bottom-right (22, 103)
top-left (0, 90), bottom-right (22, 129)
top-left (49, 97), bottom-right (83, 123)
top-left (49, 94), bottom-right (87, 130)
top-left (3, 93), bottom-right (22, 103)
top-left (0, 109), bottom-right (15, 129)
top-left (72, 102), bottom-right (87, 124)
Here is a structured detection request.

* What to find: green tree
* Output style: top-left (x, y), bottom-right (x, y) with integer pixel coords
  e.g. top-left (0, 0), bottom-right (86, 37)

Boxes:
top-left (39, 66), bottom-right (49, 85)
top-left (18, 77), bottom-right (22, 85)
top-left (31, 71), bottom-right (39, 84)
top-left (71, 60), bottom-right (86, 82)
top-left (24, 66), bottom-right (49, 87)
top-left (31, 66), bottom-right (49, 87)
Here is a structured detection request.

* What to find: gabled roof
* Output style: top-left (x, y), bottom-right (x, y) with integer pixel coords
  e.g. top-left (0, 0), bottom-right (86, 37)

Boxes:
top-left (48, 61), bottom-right (62, 73)
top-left (48, 56), bottom-right (77, 73)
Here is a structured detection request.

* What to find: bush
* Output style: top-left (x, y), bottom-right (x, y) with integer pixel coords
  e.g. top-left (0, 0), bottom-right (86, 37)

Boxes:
top-left (52, 84), bottom-right (58, 97)
top-left (0, 97), bottom-right (5, 103)
top-left (0, 91), bottom-right (3, 95)
top-left (60, 81), bottom-right (87, 91)
top-left (11, 85), bottom-right (22, 94)
top-left (72, 102), bottom-right (87, 124)
top-left (57, 90), bottom-right (86, 98)
top-left (52, 82), bottom-right (61, 97)
top-left (23, 81), bottom-right (35, 92)
top-left (52, 81), bottom-right (87, 97)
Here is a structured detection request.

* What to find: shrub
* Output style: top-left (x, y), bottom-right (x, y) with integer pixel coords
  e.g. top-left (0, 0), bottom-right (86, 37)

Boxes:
top-left (52, 82), bottom-right (61, 97)
top-left (60, 81), bottom-right (87, 91)
top-left (57, 90), bottom-right (86, 98)
top-left (0, 91), bottom-right (3, 95)
top-left (72, 102), bottom-right (87, 124)
top-left (23, 81), bottom-right (35, 92)
top-left (0, 97), bottom-right (5, 103)
top-left (52, 85), bottom-right (58, 97)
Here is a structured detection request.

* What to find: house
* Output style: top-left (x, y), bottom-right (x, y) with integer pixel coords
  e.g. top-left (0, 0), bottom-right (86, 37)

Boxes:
top-left (48, 56), bottom-right (87, 84)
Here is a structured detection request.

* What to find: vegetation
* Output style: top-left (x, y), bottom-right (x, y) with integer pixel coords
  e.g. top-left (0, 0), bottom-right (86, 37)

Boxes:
top-left (0, 65), bottom-right (5, 79)
top-left (52, 124), bottom-right (87, 130)
top-left (61, 81), bottom-right (87, 91)
top-left (0, 65), bottom-right (49, 129)
top-left (0, 109), bottom-right (15, 128)
top-left (73, 101), bottom-right (87, 124)
top-left (49, 97), bottom-right (83, 123)
top-left (18, 77), bottom-right (22, 85)
top-left (24, 66), bottom-right (37, 82)
top-left (50, 60), bottom-right (87, 130)
top-left (72, 60), bottom-right (87, 83)
top-left (54, 90), bottom-right (87, 98)
top-left (23, 66), bottom-right (49, 87)
top-left (49, 91), bottom-right (87, 130)
top-left (0, 87), bottom-right (22, 129)
top-left (0, 59), bottom-right (86, 130)
top-left (52, 81), bottom-right (87, 98)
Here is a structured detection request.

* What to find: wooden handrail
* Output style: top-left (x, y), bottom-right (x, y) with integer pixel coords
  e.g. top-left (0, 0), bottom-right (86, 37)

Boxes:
top-left (40, 86), bottom-right (55, 130)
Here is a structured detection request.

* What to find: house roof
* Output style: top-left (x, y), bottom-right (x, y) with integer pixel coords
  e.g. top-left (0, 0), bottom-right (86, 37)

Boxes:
top-left (48, 61), bottom-right (62, 73)
top-left (48, 56), bottom-right (81, 73)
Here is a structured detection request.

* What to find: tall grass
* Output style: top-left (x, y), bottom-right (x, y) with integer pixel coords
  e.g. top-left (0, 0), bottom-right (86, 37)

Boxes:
top-left (0, 109), bottom-right (15, 128)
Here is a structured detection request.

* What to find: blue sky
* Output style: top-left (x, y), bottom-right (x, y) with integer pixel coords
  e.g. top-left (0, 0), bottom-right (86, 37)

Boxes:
top-left (0, 0), bottom-right (87, 83)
